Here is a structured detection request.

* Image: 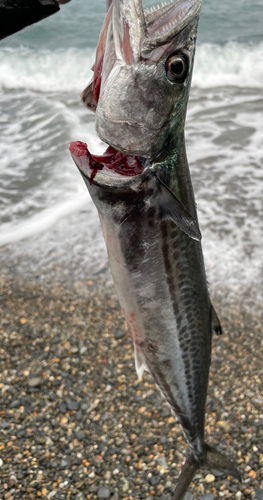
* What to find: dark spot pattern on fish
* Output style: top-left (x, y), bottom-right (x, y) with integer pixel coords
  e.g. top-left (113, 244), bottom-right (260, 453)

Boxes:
top-left (147, 206), bottom-right (156, 228)
top-left (120, 220), bottom-right (144, 271)
top-left (146, 356), bottom-right (191, 435)
top-left (147, 207), bottom-right (155, 218)
top-left (158, 219), bottom-right (211, 447)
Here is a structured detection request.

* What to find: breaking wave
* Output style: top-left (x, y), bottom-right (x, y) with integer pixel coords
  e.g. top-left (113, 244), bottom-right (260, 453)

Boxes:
top-left (0, 42), bottom-right (262, 92)
top-left (0, 47), bottom-right (94, 93)
top-left (0, 195), bottom-right (89, 247)
top-left (193, 42), bottom-right (263, 88)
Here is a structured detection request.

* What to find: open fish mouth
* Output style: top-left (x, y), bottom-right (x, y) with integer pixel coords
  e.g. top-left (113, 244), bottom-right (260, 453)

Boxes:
top-left (142, 0), bottom-right (203, 58)
top-left (69, 141), bottom-right (146, 184)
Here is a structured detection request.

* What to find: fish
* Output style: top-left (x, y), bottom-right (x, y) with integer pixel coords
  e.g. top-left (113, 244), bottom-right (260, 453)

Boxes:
top-left (69, 0), bottom-right (241, 498)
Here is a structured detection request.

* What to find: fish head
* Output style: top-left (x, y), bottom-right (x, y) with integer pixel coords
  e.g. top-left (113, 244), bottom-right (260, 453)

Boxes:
top-left (70, 0), bottom-right (203, 241)
top-left (82, 0), bottom-right (203, 160)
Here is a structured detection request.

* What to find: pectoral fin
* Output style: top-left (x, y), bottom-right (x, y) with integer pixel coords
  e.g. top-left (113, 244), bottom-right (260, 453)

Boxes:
top-left (155, 175), bottom-right (202, 241)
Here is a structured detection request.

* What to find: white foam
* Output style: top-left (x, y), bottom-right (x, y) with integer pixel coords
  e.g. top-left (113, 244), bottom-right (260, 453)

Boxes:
top-left (0, 42), bottom-right (263, 93)
top-left (193, 42), bottom-right (263, 88)
top-left (0, 88), bottom-right (104, 236)
top-left (0, 194), bottom-right (90, 246)
top-left (0, 47), bottom-right (95, 93)
top-left (185, 84), bottom-right (263, 306)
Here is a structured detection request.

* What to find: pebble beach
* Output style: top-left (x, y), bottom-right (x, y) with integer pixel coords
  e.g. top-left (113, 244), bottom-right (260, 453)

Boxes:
top-left (1, 258), bottom-right (263, 500)
top-left (0, 0), bottom-right (263, 498)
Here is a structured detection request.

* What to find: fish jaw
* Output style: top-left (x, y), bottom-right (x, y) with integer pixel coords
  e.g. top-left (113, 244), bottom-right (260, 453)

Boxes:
top-left (142, 0), bottom-right (203, 58)
top-left (69, 141), bottom-right (145, 186)
top-left (112, 0), bottom-right (147, 64)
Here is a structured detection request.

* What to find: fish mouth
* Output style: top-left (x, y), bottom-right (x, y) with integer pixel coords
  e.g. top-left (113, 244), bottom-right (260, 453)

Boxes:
top-left (69, 141), bottom-right (147, 185)
top-left (141, 0), bottom-right (203, 58)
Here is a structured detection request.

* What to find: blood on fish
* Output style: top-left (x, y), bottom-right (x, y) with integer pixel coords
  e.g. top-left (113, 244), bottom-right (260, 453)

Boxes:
top-left (70, 141), bottom-right (144, 184)
top-left (69, 141), bottom-right (89, 158)
top-left (69, 141), bottom-right (103, 185)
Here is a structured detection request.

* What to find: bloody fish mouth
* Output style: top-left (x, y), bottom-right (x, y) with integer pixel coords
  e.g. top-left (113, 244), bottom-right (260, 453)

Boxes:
top-left (69, 141), bottom-right (144, 184)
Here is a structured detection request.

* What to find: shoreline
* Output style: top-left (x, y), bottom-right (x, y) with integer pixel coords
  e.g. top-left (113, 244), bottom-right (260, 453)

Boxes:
top-left (0, 266), bottom-right (263, 499)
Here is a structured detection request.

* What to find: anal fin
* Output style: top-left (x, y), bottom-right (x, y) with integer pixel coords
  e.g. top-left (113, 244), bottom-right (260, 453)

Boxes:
top-left (206, 443), bottom-right (241, 481)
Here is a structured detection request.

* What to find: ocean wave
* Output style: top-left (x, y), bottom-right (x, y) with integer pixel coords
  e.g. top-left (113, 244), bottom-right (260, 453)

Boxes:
top-left (193, 42), bottom-right (263, 88)
top-left (0, 47), bottom-right (94, 93)
top-left (0, 42), bottom-right (263, 92)
top-left (0, 194), bottom-right (90, 246)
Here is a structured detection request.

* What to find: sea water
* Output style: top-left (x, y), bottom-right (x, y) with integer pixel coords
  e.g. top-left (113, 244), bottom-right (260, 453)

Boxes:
top-left (0, 0), bottom-right (262, 309)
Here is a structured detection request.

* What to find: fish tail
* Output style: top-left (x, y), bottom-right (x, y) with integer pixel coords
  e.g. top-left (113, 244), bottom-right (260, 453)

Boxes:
top-left (172, 453), bottom-right (199, 500)
top-left (172, 443), bottom-right (241, 500)
top-left (205, 443), bottom-right (242, 481)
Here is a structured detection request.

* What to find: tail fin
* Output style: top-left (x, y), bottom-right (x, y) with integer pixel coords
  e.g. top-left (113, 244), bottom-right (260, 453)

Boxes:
top-left (172, 443), bottom-right (241, 500)
top-left (172, 454), bottom-right (199, 500)
top-left (205, 444), bottom-right (241, 481)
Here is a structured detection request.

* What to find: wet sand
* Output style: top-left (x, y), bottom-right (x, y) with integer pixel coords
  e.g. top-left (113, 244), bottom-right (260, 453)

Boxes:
top-left (0, 260), bottom-right (263, 500)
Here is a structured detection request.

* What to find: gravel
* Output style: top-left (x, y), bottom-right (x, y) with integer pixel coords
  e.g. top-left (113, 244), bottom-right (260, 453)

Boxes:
top-left (97, 486), bottom-right (112, 498)
top-left (199, 494), bottom-right (216, 500)
top-left (0, 268), bottom-right (263, 499)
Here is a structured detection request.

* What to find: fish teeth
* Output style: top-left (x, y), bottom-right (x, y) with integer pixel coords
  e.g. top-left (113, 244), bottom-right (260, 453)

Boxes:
top-left (149, 2), bottom-right (166, 12)
top-left (177, 11), bottom-right (183, 21)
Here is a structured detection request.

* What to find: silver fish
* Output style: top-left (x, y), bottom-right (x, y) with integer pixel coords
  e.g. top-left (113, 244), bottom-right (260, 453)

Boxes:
top-left (70, 0), bottom-right (241, 497)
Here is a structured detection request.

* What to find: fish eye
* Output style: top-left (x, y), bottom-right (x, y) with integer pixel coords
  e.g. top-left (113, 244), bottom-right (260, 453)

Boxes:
top-left (165, 54), bottom-right (189, 83)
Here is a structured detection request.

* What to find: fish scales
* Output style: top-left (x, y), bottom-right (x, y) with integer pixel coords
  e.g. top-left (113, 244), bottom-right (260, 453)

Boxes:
top-left (70, 0), bottom-right (241, 497)
top-left (87, 144), bottom-right (211, 464)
